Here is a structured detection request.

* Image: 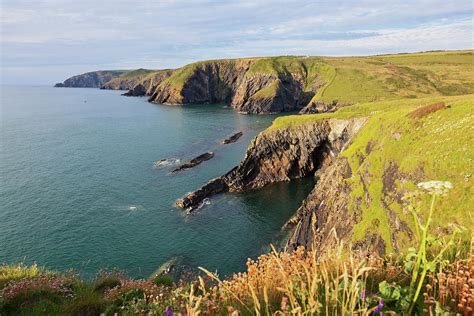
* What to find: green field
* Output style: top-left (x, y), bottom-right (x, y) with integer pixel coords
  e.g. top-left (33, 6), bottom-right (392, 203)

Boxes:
top-left (153, 50), bottom-right (474, 103)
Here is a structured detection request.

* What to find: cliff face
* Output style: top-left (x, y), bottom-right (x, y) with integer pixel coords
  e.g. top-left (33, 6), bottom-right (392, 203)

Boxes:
top-left (102, 69), bottom-right (174, 95)
top-left (125, 70), bottom-right (174, 96)
top-left (54, 71), bottom-right (126, 88)
top-left (149, 59), bottom-right (252, 107)
top-left (148, 58), bottom-right (319, 113)
top-left (176, 118), bottom-right (367, 212)
top-left (284, 157), bottom-right (362, 254)
top-left (56, 51), bottom-right (474, 114)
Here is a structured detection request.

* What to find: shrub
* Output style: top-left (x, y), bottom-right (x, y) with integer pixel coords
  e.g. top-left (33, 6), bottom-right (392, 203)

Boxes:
top-left (1, 274), bottom-right (73, 313)
top-left (0, 263), bottom-right (41, 290)
top-left (152, 274), bottom-right (174, 287)
top-left (407, 102), bottom-right (446, 118)
top-left (93, 275), bottom-right (122, 294)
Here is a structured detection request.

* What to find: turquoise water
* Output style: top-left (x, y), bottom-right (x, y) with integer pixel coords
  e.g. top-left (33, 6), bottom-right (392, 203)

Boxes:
top-left (0, 86), bottom-right (314, 279)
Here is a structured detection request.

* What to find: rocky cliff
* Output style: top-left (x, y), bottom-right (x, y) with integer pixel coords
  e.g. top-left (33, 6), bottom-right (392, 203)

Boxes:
top-left (176, 118), bottom-right (366, 209)
top-left (54, 70), bottom-right (126, 88)
top-left (147, 57), bottom-right (320, 113)
top-left (176, 117), bottom-right (367, 253)
top-left (100, 69), bottom-right (173, 94)
top-left (122, 70), bottom-right (174, 96)
top-left (56, 51), bottom-right (474, 114)
top-left (183, 95), bottom-right (472, 256)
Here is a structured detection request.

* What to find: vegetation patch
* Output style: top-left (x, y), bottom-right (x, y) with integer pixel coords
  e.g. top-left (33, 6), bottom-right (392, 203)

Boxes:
top-left (407, 102), bottom-right (447, 118)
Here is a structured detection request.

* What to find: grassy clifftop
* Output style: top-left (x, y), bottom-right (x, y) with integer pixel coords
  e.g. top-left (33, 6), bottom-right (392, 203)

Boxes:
top-left (57, 51), bottom-right (473, 113)
top-left (315, 50), bottom-right (474, 103)
top-left (270, 94), bottom-right (473, 252)
top-left (156, 50), bottom-right (473, 101)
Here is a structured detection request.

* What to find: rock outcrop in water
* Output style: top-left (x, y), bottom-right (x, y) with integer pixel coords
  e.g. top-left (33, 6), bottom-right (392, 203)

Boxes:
top-left (172, 152), bottom-right (215, 173)
top-left (222, 131), bottom-right (243, 144)
top-left (54, 71), bottom-right (126, 88)
top-left (176, 118), bottom-right (367, 214)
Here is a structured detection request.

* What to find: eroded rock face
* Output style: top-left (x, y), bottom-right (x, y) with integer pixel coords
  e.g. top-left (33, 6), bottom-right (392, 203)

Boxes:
top-left (123, 71), bottom-right (174, 96)
top-left (55, 59), bottom-right (350, 114)
top-left (299, 101), bottom-right (353, 114)
top-left (101, 78), bottom-right (139, 91)
top-left (285, 157), bottom-right (356, 254)
top-left (54, 71), bottom-right (125, 88)
top-left (148, 59), bottom-right (317, 114)
top-left (176, 118), bottom-right (367, 213)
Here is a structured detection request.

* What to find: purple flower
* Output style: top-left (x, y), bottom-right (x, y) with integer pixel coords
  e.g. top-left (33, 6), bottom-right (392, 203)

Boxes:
top-left (165, 306), bottom-right (173, 316)
top-left (360, 288), bottom-right (366, 302)
top-left (373, 299), bottom-right (384, 313)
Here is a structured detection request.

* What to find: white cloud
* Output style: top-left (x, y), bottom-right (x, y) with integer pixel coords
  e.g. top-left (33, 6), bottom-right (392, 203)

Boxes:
top-left (0, 0), bottom-right (472, 84)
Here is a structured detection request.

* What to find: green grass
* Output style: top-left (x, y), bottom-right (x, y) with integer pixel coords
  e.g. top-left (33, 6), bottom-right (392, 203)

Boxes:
top-left (118, 68), bottom-right (155, 79)
top-left (0, 264), bottom-right (42, 289)
top-left (268, 94), bottom-right (473, 251)
top-left (151, 50), bottom-right (473, 105)
top-left (0, 266), bottom-right (107, 315)
top-left (345, 96), bottom-right (473, 249)
top-left (249, 80), bottom-right (281, 100)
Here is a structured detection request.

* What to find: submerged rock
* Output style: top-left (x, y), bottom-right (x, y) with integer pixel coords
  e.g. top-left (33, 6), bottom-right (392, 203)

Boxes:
top-left (149, 256), bottom-right (197, 284)
top-left (172, 152), bottom-right (214, 173)
top-left (222, 131), bottom-right (243, 144)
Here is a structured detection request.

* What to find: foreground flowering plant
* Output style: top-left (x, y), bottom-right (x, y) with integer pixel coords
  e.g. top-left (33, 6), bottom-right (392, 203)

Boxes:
top-left (1, 274), bottom-right (74, 303)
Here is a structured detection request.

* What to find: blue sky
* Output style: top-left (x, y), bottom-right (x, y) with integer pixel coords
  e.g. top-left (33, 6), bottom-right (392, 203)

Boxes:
top-left (0, 0), bottom-right (472, 85)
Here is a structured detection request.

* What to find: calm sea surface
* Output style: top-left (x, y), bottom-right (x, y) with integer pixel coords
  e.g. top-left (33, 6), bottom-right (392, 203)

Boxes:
top-left (0, 86), bottom-right (313, 278)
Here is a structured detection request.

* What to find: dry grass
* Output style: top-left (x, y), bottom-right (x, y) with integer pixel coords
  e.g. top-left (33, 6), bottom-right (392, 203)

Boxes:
top-left (196, 234), bottom-right (402, 315)
top-left (424, 245), bottom-right (474, 315)
top-left (407, 102), bottom-right (446, 118)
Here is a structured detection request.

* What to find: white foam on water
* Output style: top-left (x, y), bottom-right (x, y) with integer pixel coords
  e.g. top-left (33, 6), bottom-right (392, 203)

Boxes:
top-left (153, 158), bottom-right (181, 169)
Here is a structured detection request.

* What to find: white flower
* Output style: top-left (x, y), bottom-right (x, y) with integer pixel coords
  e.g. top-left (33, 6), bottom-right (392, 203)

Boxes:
top-left (416, 180), bottom-right (453, 195)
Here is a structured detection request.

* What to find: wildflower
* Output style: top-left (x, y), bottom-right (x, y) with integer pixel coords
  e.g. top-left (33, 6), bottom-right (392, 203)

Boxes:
top-left (360, 288), bottom-right (366, 302)
top-left (373, 299), bottom-right (384, 313)
top-left (165, 306), bottom-right (173, 316)
top-left (416, 180), bottom-right (453, 195)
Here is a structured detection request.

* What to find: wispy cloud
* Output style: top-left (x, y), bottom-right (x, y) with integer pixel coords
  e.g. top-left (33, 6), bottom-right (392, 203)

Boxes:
top-left (0, 0), bottom-right (472, 84)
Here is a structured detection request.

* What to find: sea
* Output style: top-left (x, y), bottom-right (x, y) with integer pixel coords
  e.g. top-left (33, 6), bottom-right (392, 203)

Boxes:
top-left (0, 85), bottom-right (314, 279)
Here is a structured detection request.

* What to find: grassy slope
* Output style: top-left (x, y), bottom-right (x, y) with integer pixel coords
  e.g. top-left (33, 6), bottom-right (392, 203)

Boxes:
top-left (316, 50), bottom-right (474, 103)
top-left (103, 68), bottom-right (158, 87)
top-left (270, 94), bottom-right (473, 252)
top-left (154, 50), bottom-right (474, 103)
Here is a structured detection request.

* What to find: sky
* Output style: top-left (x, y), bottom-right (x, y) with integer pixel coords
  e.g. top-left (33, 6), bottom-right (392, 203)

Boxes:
top-left (0, 0), bottom-right (472, 85)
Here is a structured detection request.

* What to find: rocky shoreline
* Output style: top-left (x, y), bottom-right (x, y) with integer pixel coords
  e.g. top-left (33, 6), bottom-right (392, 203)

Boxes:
top-left (176, 117), bottom-right (368, 254)
top-left (54, 58), bottom-right (326, 114)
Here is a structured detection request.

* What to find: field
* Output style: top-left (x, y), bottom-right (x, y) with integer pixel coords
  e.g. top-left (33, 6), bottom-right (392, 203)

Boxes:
top-left (153, 50), bottom-right (474, 102)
